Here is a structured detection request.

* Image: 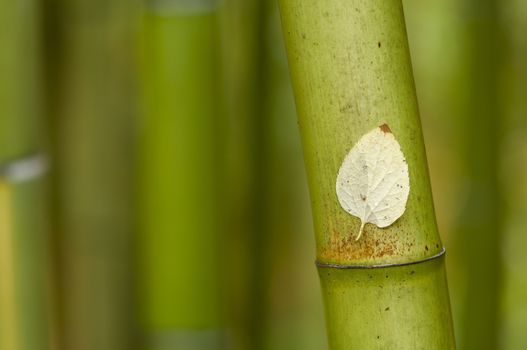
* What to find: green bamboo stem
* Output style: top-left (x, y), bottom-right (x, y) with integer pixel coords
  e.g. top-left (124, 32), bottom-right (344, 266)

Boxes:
top-left (0, 0), bottom-right (40, 158)
top-left (137, 1), bottom-right (223, 349)
top-left (0, 1), bottom-right (51, 349)
top-left (0, 160), bottom-right (50, 350)
top-left (457, 1), bottom-right (501, 348)
top-left (43, 0), bottom-right (138, 349)
top-left (278, 0), bottom-right (455, 348)
top-left (0, 183), bottom-right (17, 350)
top-left (500, 1), bottom-right (527, 347)
top-left (218, 0), bottom-right (267, 348)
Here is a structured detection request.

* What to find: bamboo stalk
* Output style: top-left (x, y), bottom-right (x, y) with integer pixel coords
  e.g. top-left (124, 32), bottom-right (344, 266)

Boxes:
top-left (218, 0), bottom-right (269, 348)
top-left (0, 158), bottom-right (50, 350)
top-left (0, 0), bottom-right (40, 157)
top-left (219, 0), bottom-right (266, 350)
top-left (457, 0), bottom-right (501, 348)
top-left (0, 183), bottom-right (18, 350)
top-left (43, 0), bottom-right (139, 349)
top-left (221, 1), bottom-right (327, 347)
top-left (0, 0), bottom-right (51, 349)
top-left (278, 0), bottom-right (455, 348)
top-left (499, 1), bottom-right (527, 347)
top-left (137, 1), bottom-right (223, 349)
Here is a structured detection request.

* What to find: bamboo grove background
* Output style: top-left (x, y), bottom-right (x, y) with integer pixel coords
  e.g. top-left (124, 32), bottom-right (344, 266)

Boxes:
top-left (0, 0), bottom-right (526, 349)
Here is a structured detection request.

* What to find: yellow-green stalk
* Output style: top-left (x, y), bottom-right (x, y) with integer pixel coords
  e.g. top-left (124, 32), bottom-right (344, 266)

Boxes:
top-left (278, 0), bottom-right (456, 348)
top-left (457, 0), bottom-right (502, 348)
top-left (137, 1), bottom-right (223, 349)
top-left (219, 0), bottom-right (274, 348)
top-left (43, 0), bottom-right (139, 349)
top-left (0, 0), bottom-right (51, 349)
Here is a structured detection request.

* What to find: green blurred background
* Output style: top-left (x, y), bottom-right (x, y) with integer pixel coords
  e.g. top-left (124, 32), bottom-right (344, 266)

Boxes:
top-left (0, 0), bottom-right (525, 349)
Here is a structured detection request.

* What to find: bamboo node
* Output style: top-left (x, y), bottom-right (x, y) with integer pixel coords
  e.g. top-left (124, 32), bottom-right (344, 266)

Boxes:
top-left (315, 247), bottom-right (446, 270)
top-left (0, 153), bottom-right (48, 183)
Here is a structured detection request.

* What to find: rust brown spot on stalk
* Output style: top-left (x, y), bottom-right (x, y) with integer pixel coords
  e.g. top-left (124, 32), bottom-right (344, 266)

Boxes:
top-left (320, 226), bottom-right (403, 262)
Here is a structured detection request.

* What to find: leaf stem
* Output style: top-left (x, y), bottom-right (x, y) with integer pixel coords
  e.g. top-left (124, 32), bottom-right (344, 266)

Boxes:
top-left (356, 221), bottom-right (365, 241)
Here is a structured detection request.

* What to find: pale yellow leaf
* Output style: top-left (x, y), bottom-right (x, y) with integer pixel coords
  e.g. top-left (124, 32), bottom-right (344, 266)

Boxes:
top-left (336, 124), bottom-right (410, 240)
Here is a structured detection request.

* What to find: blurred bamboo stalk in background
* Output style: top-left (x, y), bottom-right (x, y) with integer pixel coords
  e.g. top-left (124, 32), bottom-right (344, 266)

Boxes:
top-left (0, 0), bottom-right (51, 349)
top-left (220, 1), bottom-right (326, 348)
top-left (137, 1), bottom-right (224, 349)
top-left (0, 165), bottom-right (50, 350)
top-left (219, 0), bottom-right (268, 348)
top-left (260, 0), bottom-right (327, 350)
top-left (43, 0), bottom-right (139, 349)
top-left (258, 2), bottom-right (327, 349)
top-left (457, 0), bottom-right (502, 348)
top-left (500, 0), bottom-right (527, 348)
top-left (278, 0), bottom-right (455, 348)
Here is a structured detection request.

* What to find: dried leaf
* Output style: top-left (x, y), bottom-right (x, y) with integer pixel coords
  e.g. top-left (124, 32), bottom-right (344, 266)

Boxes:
top-left (336, 124), bottom-right (410, 240)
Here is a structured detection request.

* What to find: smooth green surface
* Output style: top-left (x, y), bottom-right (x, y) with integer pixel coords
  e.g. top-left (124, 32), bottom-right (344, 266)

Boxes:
top-left (501, 1), bottom-right (527, 348)
top-left (0, 179), bottom-right (50, 350)
top-left (457, 1), bottom-right (501, 348)
top-left (220, 0), bottom-right (327, 349)
top-left (0, 0), bottom-right (50, 349)
top-left (319, 256), bottom-right (454, 349)
top-left (137, 6), bottom-right (222, 349)
top-left (218, 0), bottom-right (266, 348)
top-left (44, 1), bottom-right (138, 349)
top-left (278, 0), bottom-right (455, 348)
top-left (0, 0), bottom-right (41, 160)
top-left (11, 179), bottom-right (51, 350)
top-left (279, 0), bottom-right (441, 266)
top-left (260, 3), bottom-right (328, 350)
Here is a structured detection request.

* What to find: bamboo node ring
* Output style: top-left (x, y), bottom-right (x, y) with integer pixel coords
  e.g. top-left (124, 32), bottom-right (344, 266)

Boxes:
top-left (315, 247), bottom-right (446, 269)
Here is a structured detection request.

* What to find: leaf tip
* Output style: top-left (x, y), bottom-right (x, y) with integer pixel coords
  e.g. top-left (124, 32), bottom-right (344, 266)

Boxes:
top-left (379, 124), bottom-right (391, 133)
